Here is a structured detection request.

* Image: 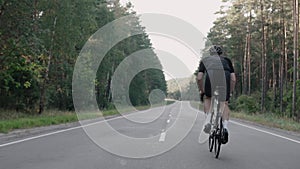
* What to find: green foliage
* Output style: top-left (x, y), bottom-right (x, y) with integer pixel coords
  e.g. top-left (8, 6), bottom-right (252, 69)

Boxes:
top-left (283, 80), bottom-right (300, 117)
top-left (0, 0), bottom-right (166, 114)
top-left (234, 95), bottom-right (259, 114)
top-left (168, 91), bottom-right (181, 100)
top-left (231, 111), bottom-right (300, 132)
top-left (205, 0), bottom-right (300, 120)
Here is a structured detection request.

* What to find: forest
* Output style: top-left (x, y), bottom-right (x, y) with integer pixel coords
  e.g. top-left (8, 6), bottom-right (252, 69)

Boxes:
top-left (206, 0), bottom-right (300, 121)
top-left (1, 0), bottom-right (300, 123)
top-left (0, 0), bottom-right (167, 114)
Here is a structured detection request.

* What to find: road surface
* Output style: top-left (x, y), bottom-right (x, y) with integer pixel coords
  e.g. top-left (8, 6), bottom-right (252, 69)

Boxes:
top-left (1, 101), bottom-right (300, 169)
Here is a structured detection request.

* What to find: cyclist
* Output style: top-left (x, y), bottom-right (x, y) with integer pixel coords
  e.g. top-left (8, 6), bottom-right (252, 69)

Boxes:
top-left (197, 45), bottom-right (236, 144)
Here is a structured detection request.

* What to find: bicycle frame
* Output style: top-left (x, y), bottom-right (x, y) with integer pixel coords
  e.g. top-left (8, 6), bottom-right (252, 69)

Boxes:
top-left (210, 88), bottom-right (224, 131)
top-left (208, 86), bottom-right (225, 158)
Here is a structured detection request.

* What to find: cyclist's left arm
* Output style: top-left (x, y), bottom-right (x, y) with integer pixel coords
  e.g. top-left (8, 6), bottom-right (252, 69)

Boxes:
top-left (197, 62), bottom-right (205, 93)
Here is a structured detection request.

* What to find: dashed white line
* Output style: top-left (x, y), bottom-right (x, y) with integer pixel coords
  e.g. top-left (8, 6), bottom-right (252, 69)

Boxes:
top-left (0, 112), bottom-right (139, 148)
top-left (0, 104), bottom-right (176, 148)
top-left (159, 132), bottom-right (166, 142)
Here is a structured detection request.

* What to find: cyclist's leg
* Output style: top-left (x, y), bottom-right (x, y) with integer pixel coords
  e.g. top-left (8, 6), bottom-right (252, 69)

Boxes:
top-left (221, 73), bottom-right (231, 144)
top-left (204, 96), bottom-right (211, 115)
top-left (204, 77), bottom-right (212, 115)
top-left (223, 102), bottom-right (230, 120)
top-left (222, 102), bottom-right (230, 128)
top-left (223, 71), bottom-right (231, 129)
top-left (203, 96), bottom-right (212, 133)
top-left (198, 96), bottom-right (212, 143)
top-left (203, 76), bottom-right (213, 133)
top-left (220, 101), bottom-right (229, 144)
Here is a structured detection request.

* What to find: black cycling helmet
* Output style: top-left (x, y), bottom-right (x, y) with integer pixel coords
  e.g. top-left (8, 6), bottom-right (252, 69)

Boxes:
top-left (209, 45), bottom-right (223, 55)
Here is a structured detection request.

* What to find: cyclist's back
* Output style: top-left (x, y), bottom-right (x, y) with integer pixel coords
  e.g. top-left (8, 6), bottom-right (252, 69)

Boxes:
top-left (199, 55), bottom-right (233, 101)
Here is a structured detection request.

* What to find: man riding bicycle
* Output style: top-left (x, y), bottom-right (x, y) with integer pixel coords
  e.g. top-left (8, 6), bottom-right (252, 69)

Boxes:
top-left (197, 45), bottom-right (236, 144)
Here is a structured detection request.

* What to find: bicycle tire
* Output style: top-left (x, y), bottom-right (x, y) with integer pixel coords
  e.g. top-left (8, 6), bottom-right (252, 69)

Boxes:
top-left (214, 130), bottom-right (221, 158)
top-left (214, 119), bottom-right (223, 158)
top-left (208, 132), bottom-right (214, 152)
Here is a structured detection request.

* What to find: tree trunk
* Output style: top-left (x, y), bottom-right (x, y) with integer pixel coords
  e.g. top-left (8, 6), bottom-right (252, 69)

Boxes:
top-left (243, 35), bottom-right (248, 95)
top-left (285, 24), bottom-right (289, 89)
top-left (272, 60), bottom-right (276, 102)
top-left (38, 17), bottom-right (57, 114)
top-left (280, 0), bottom-right (285, 113)
top-left (260, 0), bottom-right (266, 112)
top-left (247, 10), bottom-right (252, 95)
top-left (247, 29), bottom-right (252, 95)
top-left (279, 53), bottom-right (284, 113)
top-left (293, 0), bottom-right (299, 120)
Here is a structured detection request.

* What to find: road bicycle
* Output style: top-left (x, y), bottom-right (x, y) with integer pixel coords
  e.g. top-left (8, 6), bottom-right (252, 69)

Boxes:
top-left (207, 86), bottom-right (226, 159)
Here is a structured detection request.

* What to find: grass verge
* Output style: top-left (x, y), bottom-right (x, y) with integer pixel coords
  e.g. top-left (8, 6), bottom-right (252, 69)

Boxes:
top-left (0, 101), bottom-right (176, 134)
top-left (231, 112), bottom-right (300, 133)
top-left (189, 101), bottom-right (300, 133)
top-left (189, 101), bottom-right (203, 110)
top-left (0, 111), bottom-right (78, 133)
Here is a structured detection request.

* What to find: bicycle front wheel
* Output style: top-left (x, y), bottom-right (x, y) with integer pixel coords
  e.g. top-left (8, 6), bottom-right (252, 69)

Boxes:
top-left (214, 130), bottom-right (222, 158)
top-left (214, 118), bottom-right (223, 158)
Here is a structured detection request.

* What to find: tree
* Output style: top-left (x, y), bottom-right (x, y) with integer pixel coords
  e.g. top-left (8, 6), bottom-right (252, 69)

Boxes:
top-left (293, 0), bottom-right (299, 120)
top-left (0, 0), bottom-right (167, 113)
top-left (204, 0), bottom-right (300, 118)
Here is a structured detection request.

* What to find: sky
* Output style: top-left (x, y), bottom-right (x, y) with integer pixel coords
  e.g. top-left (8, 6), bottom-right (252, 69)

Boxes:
top-left (119, 0), bottom-right (224, 80)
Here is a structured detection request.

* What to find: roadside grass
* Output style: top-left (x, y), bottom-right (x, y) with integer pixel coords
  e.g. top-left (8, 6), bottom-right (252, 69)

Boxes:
top-left (0, 110), bottom-right (78, 133)
top-left (231, 112), bottom-right (300, 133)
top-left (189, 101), bottom-right (203, 110)
top-left (135, 100), bottom-right (175, 111)
top-left (189, 101), bottom-right (300, 133)
top-left (0, 101), bottom-right (176, 133)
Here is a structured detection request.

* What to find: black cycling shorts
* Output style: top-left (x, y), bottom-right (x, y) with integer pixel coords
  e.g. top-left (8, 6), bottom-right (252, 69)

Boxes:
top-left (204, 70), bottom-right (231, 101)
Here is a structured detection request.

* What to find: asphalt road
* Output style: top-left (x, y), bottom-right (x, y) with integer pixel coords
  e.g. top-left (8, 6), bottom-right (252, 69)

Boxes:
top-left (1, 101), bottom-right (300, 169)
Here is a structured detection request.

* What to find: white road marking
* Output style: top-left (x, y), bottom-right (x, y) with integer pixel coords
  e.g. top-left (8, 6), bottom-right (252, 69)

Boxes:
top-left (188, 102), bottom-right (300, 145)
top-left (159, 132), bottom-right (166, 142)
top-left (0, 125), bottom-right (82, 148)
top-left (0, 110), bottom-right (150, 148)
top-left (0, 103), bottom-right (179, 148)
top-left (231, 120), bottom-right (300, 144)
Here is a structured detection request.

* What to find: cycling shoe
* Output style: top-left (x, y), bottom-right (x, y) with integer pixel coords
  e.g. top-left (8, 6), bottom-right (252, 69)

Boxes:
top-left (221, 128), bottom-right (229, 144)
top-left (203, 123), bottom-right (211, 134)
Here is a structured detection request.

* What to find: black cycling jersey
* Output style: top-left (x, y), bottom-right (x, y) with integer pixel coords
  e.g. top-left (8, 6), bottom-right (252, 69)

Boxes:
top-left (198, 55), bottom-right (234, 101)
top-left (198, 55), bottom-right (234, 74)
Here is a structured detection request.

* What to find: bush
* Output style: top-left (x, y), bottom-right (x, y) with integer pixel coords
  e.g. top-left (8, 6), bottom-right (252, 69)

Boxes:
top-left (283, 80), bottom-right (300, 117)
top-left (235, 95), bottom-right (259, 114)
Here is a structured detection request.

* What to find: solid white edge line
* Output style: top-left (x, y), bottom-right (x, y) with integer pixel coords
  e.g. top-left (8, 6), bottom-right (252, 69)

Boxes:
top-left (0, 126), bottom-right (83, 148)
top-left (0, 103), bottom-right (180, 148)
top-left (0, 112), bottom-right (137, 148)
top-left (231, 120), bottom-right (300, 144)
top-left (187, 101), bottom-right (300, 145)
